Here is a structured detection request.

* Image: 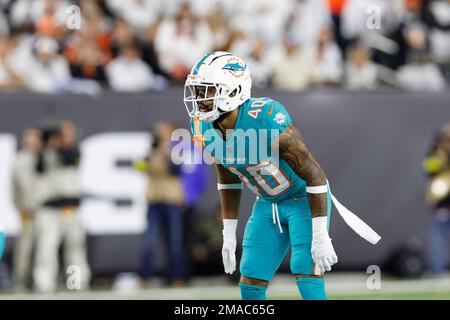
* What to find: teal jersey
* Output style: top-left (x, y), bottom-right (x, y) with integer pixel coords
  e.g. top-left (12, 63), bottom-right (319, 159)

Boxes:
top-left (190, 97), bottom-right (307, 202)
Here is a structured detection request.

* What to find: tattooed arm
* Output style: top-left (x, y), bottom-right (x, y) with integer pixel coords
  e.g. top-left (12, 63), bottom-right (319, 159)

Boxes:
top-left (215, 163), bottom-right (242, 274)
top-left (277, 125), bottom-right (328, 218)
top-left (276, 125), bottom-right (338, 274)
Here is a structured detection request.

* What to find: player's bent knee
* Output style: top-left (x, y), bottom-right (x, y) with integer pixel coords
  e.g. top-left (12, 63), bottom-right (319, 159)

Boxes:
top-left (240, 276), bottom-right (269, 286)
top-left (290, 243), bottom-right (314, 275)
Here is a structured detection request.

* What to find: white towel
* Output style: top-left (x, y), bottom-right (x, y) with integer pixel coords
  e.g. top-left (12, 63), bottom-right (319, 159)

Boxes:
top-left (329, 190), bottom-right (381, 245)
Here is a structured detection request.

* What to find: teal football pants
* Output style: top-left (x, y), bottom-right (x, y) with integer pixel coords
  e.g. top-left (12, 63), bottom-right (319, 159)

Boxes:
top-left (240, 193), bottom-right (331, 281)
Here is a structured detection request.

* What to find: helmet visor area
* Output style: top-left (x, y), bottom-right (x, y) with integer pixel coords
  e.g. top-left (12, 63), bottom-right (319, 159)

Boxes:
top-left (184, 83), bottom-right (224, 118)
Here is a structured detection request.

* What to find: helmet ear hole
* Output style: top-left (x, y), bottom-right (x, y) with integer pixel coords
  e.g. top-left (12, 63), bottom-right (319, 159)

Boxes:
top-left (238, 85), bottom-right (242, 93)
top-left (229, 88), bottom-right (237, 98)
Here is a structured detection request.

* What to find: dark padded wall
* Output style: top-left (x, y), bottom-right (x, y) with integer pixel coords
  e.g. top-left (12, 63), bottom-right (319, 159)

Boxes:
top-left (1, 89), bottom-right (449, 272)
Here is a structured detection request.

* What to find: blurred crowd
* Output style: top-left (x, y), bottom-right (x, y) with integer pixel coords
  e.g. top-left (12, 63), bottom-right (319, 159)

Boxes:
top-left (12, 121), bottom-right (90, 292)
top-left (0, 0), bottom-right (449, 94)
top-left (8, 121), bottom-right (217, 292)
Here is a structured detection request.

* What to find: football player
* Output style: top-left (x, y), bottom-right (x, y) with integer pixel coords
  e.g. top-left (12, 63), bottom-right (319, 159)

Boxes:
top-left (184, 51), bottom-right (380, 300)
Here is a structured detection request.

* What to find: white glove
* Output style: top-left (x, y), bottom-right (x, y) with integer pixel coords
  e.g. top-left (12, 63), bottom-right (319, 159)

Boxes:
top-left (222, 219), bottom-right (238, 274)
top-left (311, 216), bottom-right (338, 274)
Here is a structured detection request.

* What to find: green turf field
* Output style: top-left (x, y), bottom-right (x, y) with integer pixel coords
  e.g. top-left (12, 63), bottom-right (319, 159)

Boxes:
top-left (1, 273), bottom-right (449, 300)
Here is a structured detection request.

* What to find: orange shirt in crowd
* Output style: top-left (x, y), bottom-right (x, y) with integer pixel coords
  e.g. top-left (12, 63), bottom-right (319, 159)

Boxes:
top-left (325, 0), bottom-right (347, 16)
top-left (35, 14), bottom-right (60, 38)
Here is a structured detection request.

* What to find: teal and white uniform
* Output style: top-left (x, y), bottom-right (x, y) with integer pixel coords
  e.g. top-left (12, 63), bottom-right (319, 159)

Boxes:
top-left (191, 97), bottom-right (331, 280)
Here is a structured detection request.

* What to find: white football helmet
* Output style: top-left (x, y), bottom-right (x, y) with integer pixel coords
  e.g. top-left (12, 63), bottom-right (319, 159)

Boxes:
top-left (184, 51), bottom-right (252, 122)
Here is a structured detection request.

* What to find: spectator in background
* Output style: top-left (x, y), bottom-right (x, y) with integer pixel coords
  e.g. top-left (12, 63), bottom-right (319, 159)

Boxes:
top-left (6, 29), bottom-right (37, 82)
top-left (244, 38), bottom-right (271, 89)
top-left (226, 28), bottom-right (253, 59)
top-left (106, 44), bottom-right (155, 92)
top-left (382, 0), bottom-right (429, 70)
top-left (231, 0), bottom-right (292, 48)
top-left (267, 37), bottom-right (315, 91)
top-left (154, 0), bottom-right (187, 18)
top-left (139, 22), bottom-right (168, 78)
top-left (25, 36), bottom-right (71, 93)
top-left (188, 0), bottom-right (229, 18)
top-left (109, 0), bottom-right (161, 33)
top-left (34, 0), bottom-right (67, 39)
top-left (33, 121), bottom-right (91, 293)
top-left (341, 0), bottom-right (402, 71)
top-left (310, 26), bottom-right (343, 87)
top-left (110, 18), bottom-right (138, 57)
top-left (139, 122), bottom-right (186, 287)
top-left (423, 123), bottom-right (450, 276)
top-left (66, 37), bottom-right (107, 85)
top-left (12, 128), bottom-right (42, 290)
top-left (64, 12), bottom-right (112, 71)
top-left (77, 0), bottom-right (113, 58)
top-left (397, 51), bottom-right (446, 91)
top-left (154, 3), bottom-right (213, 82)
top-left (345, 43), bottom-right (378, 90)
top-left (73, 43), bottom-right (107, 81)
top-left (403, 9), bottom-right (428, 62)
top-left (62, 9), bottom-right (111, 94)
top-left (9, 0), bottom-right (34, 32)
top-left (176, 135), bottom-right (210, 282)
top-left (424, 0), bottom-right (450, 64)
top-left (325, 0), bottom-right (350, 53)
top-left (206, 7), bottom-right (230, 51)
top-left (0, 8), bottom-right (9, 37)
top-left (341, 0), bottom-right (400, 45)
top-left (10, 0), bottom-right (69, 38)
top-left (0, 35), bottom-right (24, 91)
top-left (108, 18), bottom-right (165, 86)
top-left (80, 0), bottom-right (113, 53)
top-left (286, 0), bottom-right (332, 49)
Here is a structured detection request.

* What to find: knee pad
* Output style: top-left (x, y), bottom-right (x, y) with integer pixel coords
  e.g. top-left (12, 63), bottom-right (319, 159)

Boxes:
top-left (290, 244), bottom-right (315, 275)
top-left (239, 283), bottom-right (267, 300)
top-left (240, 244), bottom-right (286, 282)
top-left (296, 277), bottom-right (327, 300)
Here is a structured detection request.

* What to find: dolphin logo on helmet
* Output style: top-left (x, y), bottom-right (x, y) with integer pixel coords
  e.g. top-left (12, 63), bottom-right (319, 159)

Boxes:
top-left (222, 58), bottom-right (247, 77)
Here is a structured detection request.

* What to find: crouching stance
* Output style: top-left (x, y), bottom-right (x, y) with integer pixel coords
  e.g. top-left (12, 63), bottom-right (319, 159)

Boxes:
top-left (184, 51), bottom-right (380, 300)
